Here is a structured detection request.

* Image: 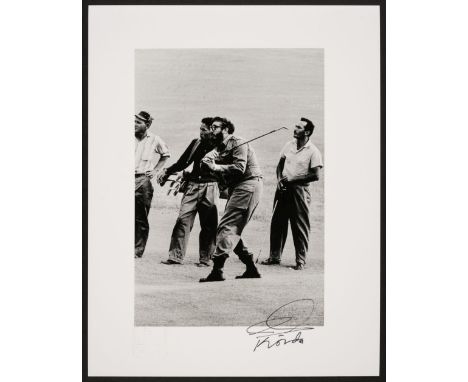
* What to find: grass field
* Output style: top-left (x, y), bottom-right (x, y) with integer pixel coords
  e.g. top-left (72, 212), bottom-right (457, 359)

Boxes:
top-left (135, 49), bottom-right (324, 327)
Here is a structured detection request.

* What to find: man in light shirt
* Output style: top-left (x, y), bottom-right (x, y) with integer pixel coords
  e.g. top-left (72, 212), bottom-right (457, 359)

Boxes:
top-left (134, 111), bottom-right (170, 258)
top-left (262, 117), bottom-right (323, 270)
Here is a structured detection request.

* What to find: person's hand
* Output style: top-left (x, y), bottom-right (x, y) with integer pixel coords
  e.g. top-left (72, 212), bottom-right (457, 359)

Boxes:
top-left (146, 169), bottom-right (157, 179)
top-left (201, 156), bottom-right (217, 171)
top-left (156, 169), bottom-right (168, 185)
top-left (277, 176), bottom-right (289, 191)
top-left (165, 171), bottom-right (182, 187)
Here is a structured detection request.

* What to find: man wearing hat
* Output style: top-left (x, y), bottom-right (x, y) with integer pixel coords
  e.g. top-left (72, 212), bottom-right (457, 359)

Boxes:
top-left (261, 117), bottom-right (323, 270)
top-left (135, 111), bottom-right (170, 258)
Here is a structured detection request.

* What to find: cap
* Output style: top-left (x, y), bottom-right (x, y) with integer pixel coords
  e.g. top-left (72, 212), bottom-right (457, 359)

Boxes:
top-left (135, 111), bottom-right (154, 123)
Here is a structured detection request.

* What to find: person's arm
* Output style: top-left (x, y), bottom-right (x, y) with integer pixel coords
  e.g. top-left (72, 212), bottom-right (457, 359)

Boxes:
top-left (153, 155), bottom-right (169, 173)
top-left (202, 140), bottom-right (247, 178)
top-left (276, 157), bottom-right (285, 181)
top-left (285, 166), bottom-right (321, 184)
top-left (146, 155), bottom-right (169, 179)
top-left (147, 136), bottom-right (171, 179)
top-left (282, 144), bottom-right (322, 185)
top-left (276, 157), bottom-right (287, 191)
top-left (164, 139), bottom-right (197, 175)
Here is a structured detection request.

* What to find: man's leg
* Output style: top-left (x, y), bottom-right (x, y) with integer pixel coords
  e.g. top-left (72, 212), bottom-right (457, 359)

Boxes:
top-left (234, 238), bottom-right (261, 278)
top-left (135, 177), bottom-right (154, 258)
top-left (197, 183), bottom-right (219, 266)
top-left (199, 194), bottom-right (241, 282)
top-left (200, 179), bottom-right (262, 282)
top-left (234, 179), bottom-right (262, 278)
top-left (166, 183), bottom-right (198, 264)
top-left (289, 185), bottom-right (312, 268)
top-left (264, 189), bottom-right (289, 264)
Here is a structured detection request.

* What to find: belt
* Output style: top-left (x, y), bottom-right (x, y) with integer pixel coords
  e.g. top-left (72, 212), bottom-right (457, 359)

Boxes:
top-left (135, 173), bottom-right (148, 177)
top-left (286, 181), bottom-right (310, 187)
top-left (227, 176), bottom-right (262, 189)
top-left (243, 175), bottom-right (263, 182)
top-left (188, 179), bottom-right (218, 184)
top-left (186, 174), bottom-right (218, 183)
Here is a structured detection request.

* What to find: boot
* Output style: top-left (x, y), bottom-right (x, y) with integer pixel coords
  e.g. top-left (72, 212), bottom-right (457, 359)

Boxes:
top-left (199, 255), bottom-right (226, 282)
top-left (236, 253), bottom-right (261, 279)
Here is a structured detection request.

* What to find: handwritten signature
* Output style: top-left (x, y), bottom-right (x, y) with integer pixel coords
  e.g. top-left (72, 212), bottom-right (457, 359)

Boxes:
top-left (246, 299), bottom-right (315, 352)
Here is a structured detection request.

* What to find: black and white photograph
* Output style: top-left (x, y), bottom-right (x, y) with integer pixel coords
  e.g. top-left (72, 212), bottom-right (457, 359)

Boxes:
top-left (87, 2), bottom-right (382, 378)
top-left (134, 49), bottom-right (324, 327)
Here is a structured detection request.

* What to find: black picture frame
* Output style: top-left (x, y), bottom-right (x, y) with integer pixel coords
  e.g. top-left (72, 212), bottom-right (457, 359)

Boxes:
top-left (83, 0), bottom-right (385, 380)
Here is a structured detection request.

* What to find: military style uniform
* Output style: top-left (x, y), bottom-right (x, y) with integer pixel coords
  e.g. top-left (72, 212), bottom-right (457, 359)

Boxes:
top-left (164, 138), bottom-right (219, 265)
top-left (134, 132), bottom-right (170, 258)
top-left (269, 139), bottom-right (322, 266)
top-left (200, 135), bottom-right (263, 281)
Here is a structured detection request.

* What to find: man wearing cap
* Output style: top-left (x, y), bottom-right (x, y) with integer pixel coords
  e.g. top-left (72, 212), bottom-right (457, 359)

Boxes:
top-left (199, 117), bottom-right (263, 282)
top-left (157, 117), bottom-right (219, 267)
top-left (135, 111), bottom-right (170, 258)
top-left (261, 117), bottom-right (322, 270)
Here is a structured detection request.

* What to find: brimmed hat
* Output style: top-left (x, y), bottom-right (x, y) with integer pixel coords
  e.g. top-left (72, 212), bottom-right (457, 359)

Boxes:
top-left (135, 111), bottom-right (154, 123)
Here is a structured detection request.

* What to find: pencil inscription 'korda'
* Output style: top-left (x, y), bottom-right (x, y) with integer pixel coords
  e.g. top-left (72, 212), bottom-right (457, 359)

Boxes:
top-left (246, 299), bottom-right (315, 351)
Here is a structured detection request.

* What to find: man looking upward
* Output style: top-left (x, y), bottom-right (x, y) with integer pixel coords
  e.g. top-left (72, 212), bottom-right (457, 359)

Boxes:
top-left (199, 117), bottom-right (263, 282)
top-left (134, 111), bottom-right (170, 258)
top-left (158, 118), bottom-right (219, 267)
top-left (262, 117), bottom-right (322, 270)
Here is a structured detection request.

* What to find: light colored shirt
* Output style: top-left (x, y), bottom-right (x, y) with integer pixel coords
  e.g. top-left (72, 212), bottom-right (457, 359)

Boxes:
top-left (280, 139), bottom-right (323, 181)
top-left (135, 132), bottom-right (170, 174)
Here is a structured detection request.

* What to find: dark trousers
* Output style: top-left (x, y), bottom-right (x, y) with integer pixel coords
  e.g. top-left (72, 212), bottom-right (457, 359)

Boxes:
top-left (168, 182), bottom-right (219, 264)
top-left (214, 177), bottom-right (263, 261)
top-left (269, 184), bottom-right (311, 265)
top-left (135, 175), bottom-right (154, 258)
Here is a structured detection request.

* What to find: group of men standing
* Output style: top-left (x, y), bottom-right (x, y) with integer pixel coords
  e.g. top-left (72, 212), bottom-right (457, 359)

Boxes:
top-left (134, 111), bottom-right (323, 282)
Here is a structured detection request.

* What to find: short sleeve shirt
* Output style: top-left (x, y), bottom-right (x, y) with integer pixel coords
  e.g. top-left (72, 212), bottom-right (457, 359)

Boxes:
top-left (280, 139), bottom-right (323, 181)
top-left (135, 132), bottom-right (170, 174)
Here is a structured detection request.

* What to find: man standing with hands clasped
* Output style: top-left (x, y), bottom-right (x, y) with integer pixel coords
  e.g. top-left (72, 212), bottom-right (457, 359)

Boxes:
top-left (199, 117), bottom-right (263, 282)
top-left (134, 111), bottom-right (170, 258)
top-left (262, 117), bottom-right (322, 270)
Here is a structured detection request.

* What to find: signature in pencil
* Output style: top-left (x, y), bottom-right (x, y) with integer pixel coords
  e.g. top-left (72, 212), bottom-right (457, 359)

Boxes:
top-left (246, 298), bottom-right (315, 352)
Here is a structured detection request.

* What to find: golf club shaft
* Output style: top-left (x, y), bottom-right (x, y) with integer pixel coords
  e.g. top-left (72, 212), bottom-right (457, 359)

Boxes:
top-left (221, 126), bottom-right (288, 155)
top-left (255, 197), bottom-right (280, 263)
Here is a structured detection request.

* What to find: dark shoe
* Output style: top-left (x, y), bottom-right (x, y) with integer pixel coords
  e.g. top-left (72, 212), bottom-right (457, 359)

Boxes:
top-left (235, 268), bottom-right (261, 279)
top-left (195, 262), bottom-right (210, 267)
top-left (289, 264), bottom-right (304, 270)
top-left (199, 270), bottom-right (225, 282)
top-left (161, 259), bottom-right (182, 265)
top-left (200, 255), bottom-right (227, 282)
top-left (261, 258), bottom-right (280, 265)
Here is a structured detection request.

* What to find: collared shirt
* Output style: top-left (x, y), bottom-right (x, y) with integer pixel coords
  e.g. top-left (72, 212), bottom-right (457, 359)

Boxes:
top-left (280, 139), bottom-right (323, 181)
top-left (135, 132), bottom-right (170, 174)
top-left (221, 134), bottom-right (233, 147)
top-left (203, 135), bottom-right (262, 187)
top-left (165, 138), bottom-right (217, 183)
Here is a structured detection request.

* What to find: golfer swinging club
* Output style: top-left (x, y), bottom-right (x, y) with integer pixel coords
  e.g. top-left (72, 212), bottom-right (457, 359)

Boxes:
top-left (199, 117), bottom-right (263, 282)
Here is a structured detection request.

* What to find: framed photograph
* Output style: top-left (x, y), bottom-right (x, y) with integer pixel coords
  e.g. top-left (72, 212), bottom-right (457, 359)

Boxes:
top-left (85, 0), bottom-right (385, 380)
